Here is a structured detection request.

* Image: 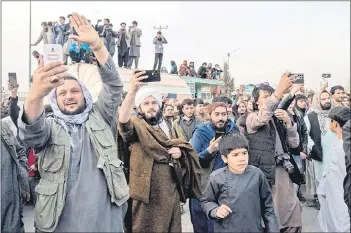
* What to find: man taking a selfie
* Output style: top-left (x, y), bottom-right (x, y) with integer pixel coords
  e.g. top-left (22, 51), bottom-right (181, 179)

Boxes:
top-left (18, 13), bottom-right (128, 232)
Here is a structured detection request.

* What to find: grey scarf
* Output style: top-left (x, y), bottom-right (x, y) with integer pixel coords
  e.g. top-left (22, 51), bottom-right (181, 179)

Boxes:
top-left (311, 90), bottom-right (331, 135)
top-left (49, 78), bottom-right (93, 146)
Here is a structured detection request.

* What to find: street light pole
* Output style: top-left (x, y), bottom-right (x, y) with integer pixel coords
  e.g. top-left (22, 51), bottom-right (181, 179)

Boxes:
top-left (226, 48), bottom-right (240, 89)
top-left (227, 48), bottom-right (240, 71)
top-left (29, 0), bottom-right (32, 89)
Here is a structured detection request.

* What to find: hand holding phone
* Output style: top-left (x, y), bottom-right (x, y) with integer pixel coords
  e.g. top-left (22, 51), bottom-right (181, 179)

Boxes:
top-left (43, 44), bottom-right (63, 65)
top-left (135, 70), bottom-right (161, 82)
top-left (289, 73), bottom-right (304, 84)
top-left (8, 73), bottom-right (18, 88)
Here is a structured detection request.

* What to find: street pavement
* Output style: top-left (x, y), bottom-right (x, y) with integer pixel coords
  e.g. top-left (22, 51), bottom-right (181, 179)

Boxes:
top-left (23, 188), bottom-right (320, 232)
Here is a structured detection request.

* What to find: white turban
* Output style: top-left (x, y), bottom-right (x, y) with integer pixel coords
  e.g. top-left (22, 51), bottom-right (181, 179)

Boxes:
top-left (135, 87), bottom-right (162, 108)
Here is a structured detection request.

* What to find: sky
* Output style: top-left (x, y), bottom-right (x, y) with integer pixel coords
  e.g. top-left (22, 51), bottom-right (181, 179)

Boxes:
top-left (1, 1), bottom-right (350, 92)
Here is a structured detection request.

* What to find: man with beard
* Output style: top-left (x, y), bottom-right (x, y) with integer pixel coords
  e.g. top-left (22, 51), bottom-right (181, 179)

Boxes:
top-left (189, 102), bottom-right (240, 233)
top-left (213, 96), bottom-right (235, 122)
top-left (18, 13), bottom-right (128, 232)
top-left (173, 99), bottom-right (203, 141)
top-left (304, 90), bottom-right (337, 210)
top-left (118, 80), bottom-right (202, 232)
top-left (163, 103), bottom-right (175, 129)
top-left (330, 85), bottom-right (345, 107)
top-left (245, 73), bottom-right (304, 233)
top-left (194, 98), bottom-right (205, 120)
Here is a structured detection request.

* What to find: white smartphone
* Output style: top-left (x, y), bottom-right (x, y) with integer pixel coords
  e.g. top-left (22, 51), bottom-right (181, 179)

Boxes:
top-left (43, 44), bottom-right (63, 65)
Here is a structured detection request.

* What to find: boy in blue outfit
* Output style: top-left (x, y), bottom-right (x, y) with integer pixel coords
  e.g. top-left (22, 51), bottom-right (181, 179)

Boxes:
top-left (201, 133), bottom-right (279, 233)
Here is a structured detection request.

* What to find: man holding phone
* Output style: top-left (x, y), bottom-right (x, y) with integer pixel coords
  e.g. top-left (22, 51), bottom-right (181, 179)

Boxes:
top-left (153, 31), bottom-right (168, 70)
top-left (18, 13), bottom-right (128, 232)
top-left (118, 75), bottom-right (202, 233)
top-left (127, 21), bottom-right (142, 69)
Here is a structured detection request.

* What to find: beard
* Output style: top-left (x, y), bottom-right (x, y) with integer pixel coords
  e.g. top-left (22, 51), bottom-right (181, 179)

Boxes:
top-left (139, 109), bottom-right (163, 126)
top-left (211, 119), bottom-right (228, 131)
top-left (61, 103), bottom-right (85, 115)
top-left (321, 102), bottom-right (331, 110)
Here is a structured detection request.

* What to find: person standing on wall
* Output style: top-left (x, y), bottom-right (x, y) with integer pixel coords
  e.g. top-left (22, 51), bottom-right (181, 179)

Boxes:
top-left (153, 31), bottom-right (168, 70)
top-left (127, 21), bottom-right (142, 69)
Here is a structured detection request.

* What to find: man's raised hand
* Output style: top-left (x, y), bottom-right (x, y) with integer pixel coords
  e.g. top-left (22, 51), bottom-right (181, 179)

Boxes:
top-left (29, 58), bottom-right (68, 100)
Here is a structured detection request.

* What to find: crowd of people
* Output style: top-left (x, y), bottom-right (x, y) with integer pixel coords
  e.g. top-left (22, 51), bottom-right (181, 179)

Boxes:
top-left (2, 12), bottom-right (351, 233)
top-left (170, 60), bottom-right (223, 80)
top-left (30, 14), bottom-right (146, 70)
top-left (30, 14), bottom-right (225, 81)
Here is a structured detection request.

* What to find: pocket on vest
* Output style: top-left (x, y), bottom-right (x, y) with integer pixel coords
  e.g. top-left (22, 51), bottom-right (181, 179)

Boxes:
top-left (42, 145), bottom-right (65, 172)
top-left (109, 159), bottom-right (130, 201)
top-left (34, 180), bottom-right (59, 230)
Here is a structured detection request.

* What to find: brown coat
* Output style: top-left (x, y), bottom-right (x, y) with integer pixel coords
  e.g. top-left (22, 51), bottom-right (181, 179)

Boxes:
top-left (118, 116), bottom-right (203, 232)
top-left (118, 116), bottom-right (203, 204)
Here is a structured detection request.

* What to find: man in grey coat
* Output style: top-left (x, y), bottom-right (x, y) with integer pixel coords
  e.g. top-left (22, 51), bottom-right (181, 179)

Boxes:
top-left (1, 121), bottom-right (30, 233)
top-left (31, 22), bottom-right (51, 46)
top-left (153, 31), bottom-right (168, 70)
top-left (127, 21), bottom-right (142, 69)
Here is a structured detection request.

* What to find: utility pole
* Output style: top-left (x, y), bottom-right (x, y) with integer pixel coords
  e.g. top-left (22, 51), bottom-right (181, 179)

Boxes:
top-left (226, 48), bottom-right (240, 89)
top-left (153, 25), bottom-right (168, 32)
top-left (29, 0), bottom-right (32, 89)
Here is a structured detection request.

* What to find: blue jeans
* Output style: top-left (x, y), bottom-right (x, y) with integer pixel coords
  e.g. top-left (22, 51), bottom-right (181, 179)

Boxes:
top-left (293, 154), bottom-right (303, 193)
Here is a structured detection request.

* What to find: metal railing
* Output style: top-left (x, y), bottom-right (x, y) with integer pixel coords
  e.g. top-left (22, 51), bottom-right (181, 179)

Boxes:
top-left (2, 90), bottom-right (28, 101)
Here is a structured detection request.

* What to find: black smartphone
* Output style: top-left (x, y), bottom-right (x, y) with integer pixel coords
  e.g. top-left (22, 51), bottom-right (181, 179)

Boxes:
top-left (289, 73), bottom-right (304, 84)
top-left (8, 73), bottom-right (18, 88)
top-left (135, 70), bottom-right (161, 82)
top-left (215, 132), bottom-right (224, 140)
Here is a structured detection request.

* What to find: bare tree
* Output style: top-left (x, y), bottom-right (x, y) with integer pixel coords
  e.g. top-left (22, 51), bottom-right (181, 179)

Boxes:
top-left (221, 62), bottom-right (235, 97)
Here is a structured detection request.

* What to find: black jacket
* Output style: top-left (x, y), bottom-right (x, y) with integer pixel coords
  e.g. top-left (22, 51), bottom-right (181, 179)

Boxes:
top-left (279, 94), bottom-right (308, 155)
top-left (8, 96), bottom-right (20, 128)
top-left (244, 116), bottom-right (303, 186)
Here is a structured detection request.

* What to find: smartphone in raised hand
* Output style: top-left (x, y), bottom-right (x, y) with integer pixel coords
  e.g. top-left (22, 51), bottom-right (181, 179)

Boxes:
top-left (289, 73), bottom-right (304, 84)
top-left (135, 70), bottom-right (161, 82)
top-left (43, 44), bottom-right (63, 65)
top-left (8, 73), bottom-right (18, 88)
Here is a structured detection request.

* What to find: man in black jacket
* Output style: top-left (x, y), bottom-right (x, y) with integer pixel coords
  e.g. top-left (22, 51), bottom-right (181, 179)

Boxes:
top-left (246, 73), bottom-right (303, 233)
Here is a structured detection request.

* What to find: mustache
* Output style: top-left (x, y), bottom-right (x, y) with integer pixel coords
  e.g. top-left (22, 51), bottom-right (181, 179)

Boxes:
top-left (217, 120), bottom-right (225, 124)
